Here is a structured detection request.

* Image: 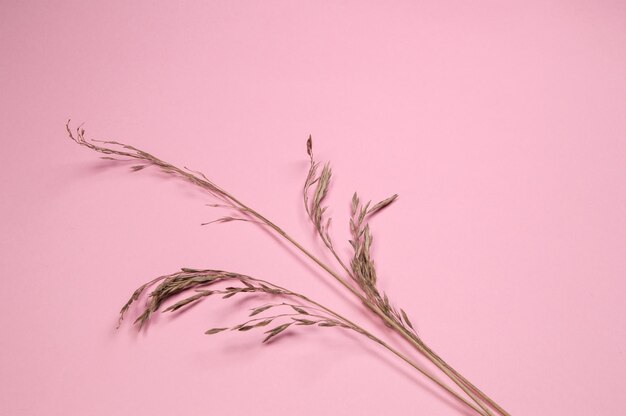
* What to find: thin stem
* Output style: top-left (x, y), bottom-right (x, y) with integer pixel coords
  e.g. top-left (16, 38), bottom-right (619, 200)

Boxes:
top-left (251, 278), bottom-right (488, 416)
top-left (414, 338), bottom-right (511, 416)
top-left (68, 125), bottom-right (507, 416)
top-left (227, 199), bottom-right (495, 416)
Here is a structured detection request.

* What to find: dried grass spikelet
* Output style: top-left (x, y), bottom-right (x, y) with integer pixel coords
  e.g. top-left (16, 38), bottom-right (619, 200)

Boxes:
top-left (303, 137), bottom-right (413, 337)
top-left (118, 268), bottom-right (350, 343)
top-left (67, 121), bottom-right (510, 416)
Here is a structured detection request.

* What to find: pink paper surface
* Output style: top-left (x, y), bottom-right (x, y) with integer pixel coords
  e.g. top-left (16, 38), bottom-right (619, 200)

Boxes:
top-left (1, 1), bottom-right (625, 415)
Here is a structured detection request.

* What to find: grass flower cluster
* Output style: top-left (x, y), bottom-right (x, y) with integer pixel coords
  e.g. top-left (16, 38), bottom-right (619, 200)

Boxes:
top-left (67, 122), bottom-right (509, 416)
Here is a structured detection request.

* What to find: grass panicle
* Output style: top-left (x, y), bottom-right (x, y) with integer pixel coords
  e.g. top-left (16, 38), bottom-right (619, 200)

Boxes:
top-left (67, 122), bottom-right (510, 416)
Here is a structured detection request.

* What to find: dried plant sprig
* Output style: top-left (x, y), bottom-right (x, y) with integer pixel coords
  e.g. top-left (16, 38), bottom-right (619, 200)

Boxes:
top-left (303, 142), bottom-right (417, 340)
top-left (119, 267), bottom-right (485, 414)
top-left (67, 121), bottom-right (509, 416)
top-left (305, 141), bottom-right (506, 416)
top-left (303, 136), bottom-right (348, 275)
top-left (303, 142), bottom-right (502, 415)
top-left (347, 192), bottom-right (416, 337)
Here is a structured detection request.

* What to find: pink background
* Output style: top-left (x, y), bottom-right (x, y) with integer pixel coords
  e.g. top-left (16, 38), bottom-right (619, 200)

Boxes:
top-left (1, 1), bottom-right (625, 415)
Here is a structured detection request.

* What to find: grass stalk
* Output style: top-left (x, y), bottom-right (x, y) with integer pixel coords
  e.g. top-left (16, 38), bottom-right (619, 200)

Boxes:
top-left (66, 122), bottom-right (509, 416)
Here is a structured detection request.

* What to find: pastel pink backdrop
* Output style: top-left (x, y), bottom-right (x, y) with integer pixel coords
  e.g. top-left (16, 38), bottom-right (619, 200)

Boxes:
top-left (1, 1), bottom-right (625, 415)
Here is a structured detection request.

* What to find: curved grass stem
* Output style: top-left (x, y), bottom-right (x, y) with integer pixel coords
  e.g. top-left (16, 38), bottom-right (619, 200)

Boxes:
top-left (67, 123), bottom-right (508, 416)
top-left (219, 196), bottom-right (497, 416)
